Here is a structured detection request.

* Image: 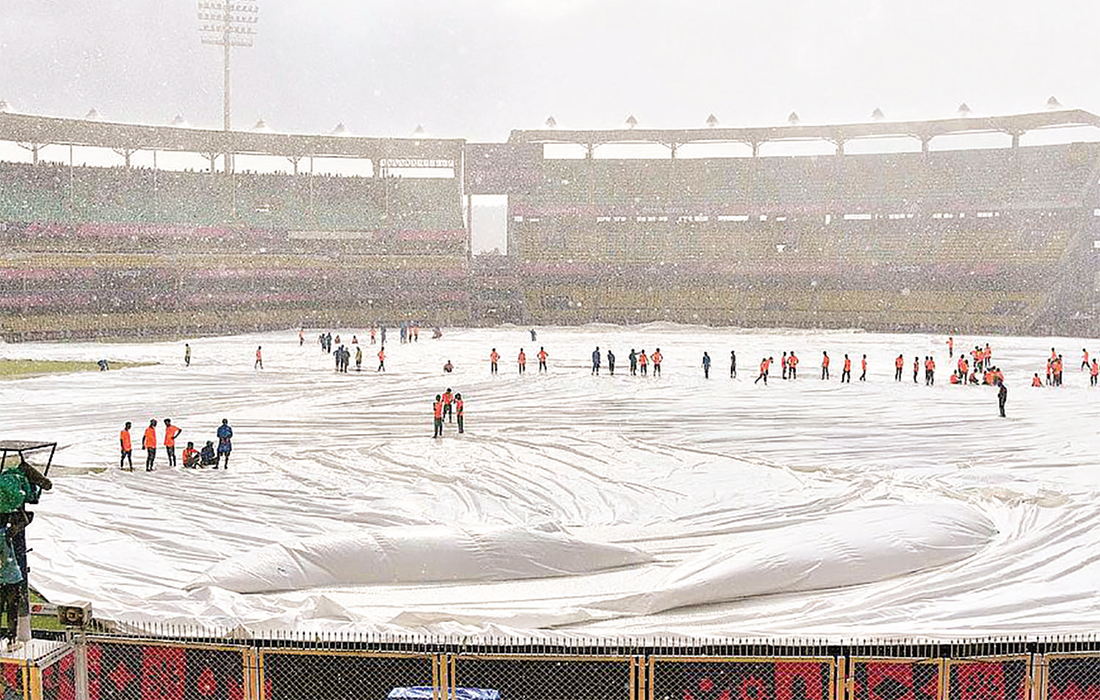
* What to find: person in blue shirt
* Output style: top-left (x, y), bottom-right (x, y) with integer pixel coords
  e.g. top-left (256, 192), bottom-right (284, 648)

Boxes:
top-left (702, 352), bottom-right (711, 379)
top-left (216, 419), bottom-right (233, 469)
top-left (607, 349), bottom-right (616, 375)
top-left (591, 347), bottom-right (601, 375)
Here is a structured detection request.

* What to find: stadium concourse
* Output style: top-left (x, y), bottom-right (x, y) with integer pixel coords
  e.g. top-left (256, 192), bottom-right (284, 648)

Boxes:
top-left (1, 325), bottom-right (1099, 638)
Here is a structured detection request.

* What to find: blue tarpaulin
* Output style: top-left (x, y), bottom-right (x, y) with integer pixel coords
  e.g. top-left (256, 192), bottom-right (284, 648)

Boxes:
top-left (388, 688), bottom-right (501, 700)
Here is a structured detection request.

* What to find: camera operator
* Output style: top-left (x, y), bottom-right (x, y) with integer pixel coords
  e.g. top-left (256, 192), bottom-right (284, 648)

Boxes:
top-left (0, 458), bottom-right (51, 642)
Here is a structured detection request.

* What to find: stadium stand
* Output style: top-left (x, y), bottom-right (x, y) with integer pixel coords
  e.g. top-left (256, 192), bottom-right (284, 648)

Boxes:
top-left (2, 109), bottom-right (1100, 339)
top-left (0, 117), bottom-right (469, 339)
top-left (501, 134), bottom-right (1100, 334)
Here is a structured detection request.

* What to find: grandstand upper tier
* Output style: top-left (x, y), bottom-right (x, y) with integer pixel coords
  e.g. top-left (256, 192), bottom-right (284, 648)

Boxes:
top-left (0, 113), bottom-right (469, 340)
top-left (1, 109), bottom-right (1099, 339)
top-left (474, 110), bottom-right (1100, 335)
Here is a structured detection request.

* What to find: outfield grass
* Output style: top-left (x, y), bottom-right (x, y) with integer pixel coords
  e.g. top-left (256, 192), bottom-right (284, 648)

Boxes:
top-left (0, 359), bottom-right (155, 380)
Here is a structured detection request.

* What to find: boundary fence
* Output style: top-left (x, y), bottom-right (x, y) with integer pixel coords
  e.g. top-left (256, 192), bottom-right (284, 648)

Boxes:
top-left (6, 631), bottom-right (1100, 700)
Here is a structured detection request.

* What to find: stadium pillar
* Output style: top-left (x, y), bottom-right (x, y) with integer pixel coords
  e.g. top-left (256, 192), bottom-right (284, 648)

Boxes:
top-left (1009, 130), bottom-right (1021, 148)
top-left (751, 141), bottom-right (761, 157)
top-left (920, 137), bottom-right (932, 154)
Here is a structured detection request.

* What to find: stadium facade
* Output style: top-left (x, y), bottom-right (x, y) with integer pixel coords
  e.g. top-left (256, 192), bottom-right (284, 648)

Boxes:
top-left (1, 109), bottom-right (1098, 340)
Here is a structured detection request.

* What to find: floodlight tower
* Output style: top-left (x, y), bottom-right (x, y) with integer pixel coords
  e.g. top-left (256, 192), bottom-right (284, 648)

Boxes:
top-left (198, 0), bottom-right (258, 172)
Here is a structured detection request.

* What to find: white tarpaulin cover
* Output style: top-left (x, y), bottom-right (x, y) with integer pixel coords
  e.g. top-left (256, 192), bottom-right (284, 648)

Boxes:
top-left (1, 324), bottom-right (1098, 638)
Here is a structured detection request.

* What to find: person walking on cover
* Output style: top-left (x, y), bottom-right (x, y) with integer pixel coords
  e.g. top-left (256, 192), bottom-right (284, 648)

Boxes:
top-left (455, 393), bottom-right (465, 434)
top-left (120, 421), bottom-right (133, 471)
top-left (639, 350), bottom-right (648, 376)
top-left (377, 347), bottom-right (386, 372)
top-left (1092, 358), bottom-right (1099, 387)
top-left (216, 419), bottom-right (233, 469)
top-left (592, 347), bottom-right (601, 375)
top-left (629, 349), bottom-right (638, 376)
top-left (821, 351), bottom-right (830, 380)
top-left (490, 348), bottom-right (500, 374)
top-left (254, 346), bottom-right (263, 370)
top-left (143, 419), bottom-right (158, 472)
top-left (184, 343), bottom-right (191, 367)
top-left (788, 351), bottom-right (798, 379)
top-left (895, 354), bottom-right (904, 382)
top-left (947, 335), bottom-right (954, 358)
top-left (702, 352), bottom-right (711, 379)
top-left (912, 356), bottom-right (919, 383)
top-left (517, 348), bottom-right (527, 374)
top-left (607, 348), bottom-right (616, 375)
top-left (754, 357), bottom-right (770, 385)
top-left (998, 381), bottom-right (1008, 418)
top-left (841, 354), bottom-right (851, 383)
top-left (729, 350), bottom-right (737, 379)
top-left (652, 348), bottom-right (663, 376)
top-left (781, 352), bottom-right (788, 380)
top-left (859, 354), bottom-right (867, 382)
top-left (163, 418), bottom-right (182, 468)
top-left (433, 395), bottom-right (444, 438)
top-left (537, 347), bottom-right (548, 372)
top-left (355, 345), bottom-right (362, 371)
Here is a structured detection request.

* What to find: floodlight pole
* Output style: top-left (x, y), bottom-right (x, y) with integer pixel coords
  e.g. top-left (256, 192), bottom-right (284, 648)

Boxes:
top-left (198, 0), bottom-right (258, 174)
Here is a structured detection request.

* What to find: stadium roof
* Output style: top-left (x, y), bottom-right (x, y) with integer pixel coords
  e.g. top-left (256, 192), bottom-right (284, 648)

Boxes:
top-left (0, 112), bottom-right (463, 160)
top-left (507, 109), bottom-right (1100, 148)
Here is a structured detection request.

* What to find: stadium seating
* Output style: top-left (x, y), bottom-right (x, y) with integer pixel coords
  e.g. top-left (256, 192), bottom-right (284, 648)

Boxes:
top-left (512, 143), bottom-right (1100, 333)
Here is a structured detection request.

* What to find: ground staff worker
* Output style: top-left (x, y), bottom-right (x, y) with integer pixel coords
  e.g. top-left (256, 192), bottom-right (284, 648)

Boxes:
top-left (455, 393), bottom-right (465, 434)
top-left (433, 395), bottom-right (444, 438)
top-left (120, 422), bottom-right (133, 470)
top-left (163, 418), bottom-right (182, 468)
top-left (143, 419), bottom-right (158, 471)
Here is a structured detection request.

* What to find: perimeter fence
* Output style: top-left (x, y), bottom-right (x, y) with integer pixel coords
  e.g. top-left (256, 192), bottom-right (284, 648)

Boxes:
top-left (7, 630), bottom-right (1100, 700)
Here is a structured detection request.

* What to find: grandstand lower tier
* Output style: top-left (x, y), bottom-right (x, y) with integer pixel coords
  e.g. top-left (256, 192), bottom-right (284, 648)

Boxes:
top-left (519, 285), bottom-right (1048, 334)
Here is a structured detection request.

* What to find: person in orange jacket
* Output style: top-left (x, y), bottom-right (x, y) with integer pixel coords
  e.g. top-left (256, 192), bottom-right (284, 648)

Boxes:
top-left (913, 356), bottom-right (919, 383)
top-left (652, 348), bottom-right (663, 376)
top-left (442, 388), bottom-right (454, 422)
top-left (638, 350), bottom-right (648, 376)
top-left (377, 347), bottom-right (386, 372)
top-left (1082, 348), bottom-right (1091, 371)
top-left (1091, 358), bottom-right (1099, 387)
top-left (925, 356), bottom-right (936, 386)
top-left (895, 354), bottom-right (904, 382)
top-left (859, 354), bottom-right (867, 382)
top-left (1032, 373), bottom-right (1043, 387)
top-left (120, 421), bottom-right (133, 471)
top-left (537, 347), bottom-right (548, 372)
top-left (754, 357), bottom-right (770, 385)
top-left (432, 395), bottom-right (444, 438)
top-left (143, 419), bottom-right (158, 472)
top-left (787, 351), bottom-right (798, 379)
top-left (182, 441), bottom-right (200, 469)
top-left (517, 348), bottom-right (527, 374)
top-left (821, 351), bottom-right (830, 380)
top-left (163, 418), bottom-right (182, 468)
top-left (841, 354), bottom-right (851, 383)
top-left (455, 393), bottom-right (465, 434)
top-left (490, 348), bottom-right (499, 374)
top-left (254, 346), bottom-right (263, 370)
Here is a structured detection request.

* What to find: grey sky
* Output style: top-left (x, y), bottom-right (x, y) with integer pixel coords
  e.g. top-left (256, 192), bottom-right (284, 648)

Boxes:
top-left (0, 1), bottom-right (1097, 142)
